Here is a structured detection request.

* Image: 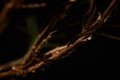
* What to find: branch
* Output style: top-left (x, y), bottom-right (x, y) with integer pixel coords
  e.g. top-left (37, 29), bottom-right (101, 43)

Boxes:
top-left (0, 0), bottom-right (24, 32)
top-left (19, 3), bottom-right (46, 9)
top-left (0, 0), bottom-right (77, 76)
top-left (0, 0), bottom-right (119, 79)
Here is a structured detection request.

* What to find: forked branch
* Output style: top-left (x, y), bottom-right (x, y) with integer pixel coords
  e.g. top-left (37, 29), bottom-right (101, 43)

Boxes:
top-left (0, 0), bottom-right (119, 79)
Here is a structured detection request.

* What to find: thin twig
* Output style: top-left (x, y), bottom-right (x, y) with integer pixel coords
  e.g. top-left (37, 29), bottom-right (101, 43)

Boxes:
top-left (97, 33), bottom-right (120, 40)
top-left (19, 3), bottom-right (46, 9)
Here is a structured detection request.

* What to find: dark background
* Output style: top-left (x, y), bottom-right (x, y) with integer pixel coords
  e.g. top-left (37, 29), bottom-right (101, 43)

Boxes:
top-left (0, 0), bottom-right (120, 79)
